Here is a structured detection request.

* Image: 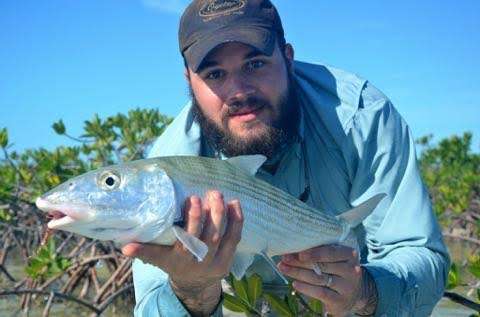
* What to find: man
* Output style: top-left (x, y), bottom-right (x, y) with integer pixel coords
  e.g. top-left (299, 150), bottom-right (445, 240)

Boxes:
top-left (122, 0), bottom-right (450, 316)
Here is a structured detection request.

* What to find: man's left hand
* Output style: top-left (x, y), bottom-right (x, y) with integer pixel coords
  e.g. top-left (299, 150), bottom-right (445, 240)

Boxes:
top-left (278, 244), bottom-right (367, 317)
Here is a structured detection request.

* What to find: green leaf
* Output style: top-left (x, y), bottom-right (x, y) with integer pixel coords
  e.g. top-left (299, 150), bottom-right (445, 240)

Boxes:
top-left (59, 258), bottom-right (71, 270)
top-left (0, 127), bottom-right (8, 148)
top-left (52, 120), bottom-right (66, 135)
top-left (223, 293), bottom-right (250, 313)
top-left (19, 169), bottom-right (33, 184)
top-left (49, 261), bottom-right (62, 274)
top-left (38, 247), bottom-right (50, 259)
top-left (287, 290), bottom-right (298, 316)
top-left (230, 273), bottom-right (250, 305)
top-left (447, 262), bottom-right (461, 290)
top-left (25, 257), bottom-right (47, 278)
top-left (46, 238), bottom-right (56, 256)
top-left (308, 298), bottom-right (323, 314)
top-left (467, 265), bottom-right (480, 279)
top-left (0, 209), bottom-right (12, 222)
top-left (247, 273), bottom-right (263, 306)
top-left (264, 293), bottom-right (294, 317)
top-left (477, 288), bottom-right (480, 301)
top-left (29, 257), bottom-right (47, 269)
top-left (25, 266), bottom-right (39, 278)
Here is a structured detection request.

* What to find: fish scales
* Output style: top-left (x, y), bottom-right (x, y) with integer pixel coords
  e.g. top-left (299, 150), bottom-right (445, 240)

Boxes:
top-left (155, 156), bottom-right (345, 254)
top-left (161, 156), bottom-right (341, 231)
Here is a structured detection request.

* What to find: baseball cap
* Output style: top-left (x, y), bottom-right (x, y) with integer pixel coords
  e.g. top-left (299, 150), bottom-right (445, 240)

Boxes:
top-left (179, 0), bottom-right (284, 73)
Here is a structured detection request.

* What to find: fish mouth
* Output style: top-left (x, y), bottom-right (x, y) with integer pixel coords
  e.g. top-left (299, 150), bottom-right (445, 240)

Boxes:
top-left (35, 197), bottom-right (90, 230)
top-left (46, 211), bottom-right (77, 229)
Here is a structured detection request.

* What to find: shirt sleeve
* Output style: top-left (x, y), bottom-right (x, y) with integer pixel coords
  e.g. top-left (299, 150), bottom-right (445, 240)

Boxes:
top-left (132, 259), bottom-right (224, 317)
top-left (132, 259), bottom-right (189, 316)
top-left (343, 82), bottom-right (450, 316)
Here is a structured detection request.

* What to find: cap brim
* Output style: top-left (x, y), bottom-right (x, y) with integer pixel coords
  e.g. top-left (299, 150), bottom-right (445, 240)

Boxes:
top-left (184, 26), bottom-right (276, 73)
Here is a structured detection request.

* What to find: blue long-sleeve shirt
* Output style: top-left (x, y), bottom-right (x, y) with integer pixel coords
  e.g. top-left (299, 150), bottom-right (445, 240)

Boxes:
top-left (132, 61), bottom-right (450, 316)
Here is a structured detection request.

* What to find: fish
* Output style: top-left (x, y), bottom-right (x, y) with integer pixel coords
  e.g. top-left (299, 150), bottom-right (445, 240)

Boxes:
top-left (35, 155), bottom-right (385, 280)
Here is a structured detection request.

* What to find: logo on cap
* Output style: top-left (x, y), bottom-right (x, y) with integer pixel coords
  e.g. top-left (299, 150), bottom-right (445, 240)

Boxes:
top-left (199, 0), bottom-right (246, 18)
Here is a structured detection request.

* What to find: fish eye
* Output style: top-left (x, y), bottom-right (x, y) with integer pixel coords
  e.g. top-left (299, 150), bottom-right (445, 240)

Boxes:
top-left (105, 177), bottom-right (115, 186)
top-left (98, 171), bottom-right (121, 190)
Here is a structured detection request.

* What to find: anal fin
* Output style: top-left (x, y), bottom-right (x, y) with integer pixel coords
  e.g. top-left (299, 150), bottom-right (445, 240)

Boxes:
top-left (231, 252), bottom-right (255, 280)
top-left (260, 251), bottom-right (288, 284)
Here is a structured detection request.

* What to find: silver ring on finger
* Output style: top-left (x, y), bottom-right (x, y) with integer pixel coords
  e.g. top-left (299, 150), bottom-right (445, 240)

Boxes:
top-left (326, 274), bottom-right (333, 288)
top-left (311, 262), bottom-right (322, 276)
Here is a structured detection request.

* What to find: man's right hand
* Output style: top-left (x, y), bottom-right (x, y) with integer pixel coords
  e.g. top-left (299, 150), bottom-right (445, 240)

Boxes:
top-left (122, 190), bottom-right (244, 316)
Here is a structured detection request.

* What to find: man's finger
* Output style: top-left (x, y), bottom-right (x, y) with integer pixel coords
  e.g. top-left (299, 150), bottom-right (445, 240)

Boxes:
top-left (281, 254), bottom-right (315, 269)
top-left (224, 200), bottom-right (243, 241)
top-left (293, 280), bottom-right (340, 302)
top-left (217, 200), bottom-right (243, 261)
top-left (306, 261), bottom-right (360, 277)
top-left (202, 191), bottom-right (227, 245)
top-left (278, 262), bottom-right (325, 286)
top-left (293, 279), bottom-right (354, 317)
top-left (299, 245), bottom-right (358, 263)
top-left (184, 195), bottom-right (204, 238)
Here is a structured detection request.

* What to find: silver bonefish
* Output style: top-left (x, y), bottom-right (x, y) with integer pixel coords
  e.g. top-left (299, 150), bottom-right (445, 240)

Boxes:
top-left (35, 155), bottom-right (385, 279)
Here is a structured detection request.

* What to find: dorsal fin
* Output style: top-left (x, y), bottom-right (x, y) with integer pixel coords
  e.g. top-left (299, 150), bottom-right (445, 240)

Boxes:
top-left (336, 193), bottom-right (387, 228)
top-left (226, 155), bottom-right (267, 175)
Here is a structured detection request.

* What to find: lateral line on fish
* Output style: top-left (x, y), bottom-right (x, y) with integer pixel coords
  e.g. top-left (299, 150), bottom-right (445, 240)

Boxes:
top-left (173, 166), bottom-right (339, 226)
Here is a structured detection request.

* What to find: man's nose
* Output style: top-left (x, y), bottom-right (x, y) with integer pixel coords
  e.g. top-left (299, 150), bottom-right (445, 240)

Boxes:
top-left (225, 73), bottom-right (255, 105)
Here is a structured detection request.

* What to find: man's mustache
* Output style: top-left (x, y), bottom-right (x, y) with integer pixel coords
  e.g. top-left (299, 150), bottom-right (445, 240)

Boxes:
top-left (225, 96), bottom-right (270, 116)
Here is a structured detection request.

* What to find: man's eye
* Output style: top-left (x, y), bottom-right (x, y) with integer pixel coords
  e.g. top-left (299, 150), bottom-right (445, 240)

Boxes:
top-left (246, 60), bottom-right (265, 70)
top-left (205, 70), bottom-right (224, 80)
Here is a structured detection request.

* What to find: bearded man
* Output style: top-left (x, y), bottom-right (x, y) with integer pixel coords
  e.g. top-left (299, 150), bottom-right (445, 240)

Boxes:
top-left (122, 1), bottom-right (449, 316)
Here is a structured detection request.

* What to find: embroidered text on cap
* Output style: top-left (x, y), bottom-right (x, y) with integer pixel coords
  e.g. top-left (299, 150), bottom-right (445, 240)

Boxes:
top-left (199, 0), bottom-right (246, 18)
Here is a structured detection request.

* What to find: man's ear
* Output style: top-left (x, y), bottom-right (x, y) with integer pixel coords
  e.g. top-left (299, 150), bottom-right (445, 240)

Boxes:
top-left (284, 43), bottom-right (295, 73)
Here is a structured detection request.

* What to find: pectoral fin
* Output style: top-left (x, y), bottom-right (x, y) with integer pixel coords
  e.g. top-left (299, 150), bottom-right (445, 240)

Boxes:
top-left (172, 226), bottom-right (208, 261)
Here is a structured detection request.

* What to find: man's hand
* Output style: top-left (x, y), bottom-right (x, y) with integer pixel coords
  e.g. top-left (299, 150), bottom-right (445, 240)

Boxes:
top-left (122, 191), bottom-right (244, 316)
top-left (278, 245), bottom-right (377, 317)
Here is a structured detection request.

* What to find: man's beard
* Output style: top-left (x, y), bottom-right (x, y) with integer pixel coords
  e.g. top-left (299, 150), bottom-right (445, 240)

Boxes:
top-left (190, 74), bottom-right (300, 159)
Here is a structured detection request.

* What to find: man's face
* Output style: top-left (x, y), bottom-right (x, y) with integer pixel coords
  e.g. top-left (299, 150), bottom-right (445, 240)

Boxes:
top-left (186, 41), bottom-right (297, 157)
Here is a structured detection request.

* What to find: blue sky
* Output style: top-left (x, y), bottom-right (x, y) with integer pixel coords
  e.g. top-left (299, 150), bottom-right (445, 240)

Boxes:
top-left (1, 0), bottom-right (479, 153)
